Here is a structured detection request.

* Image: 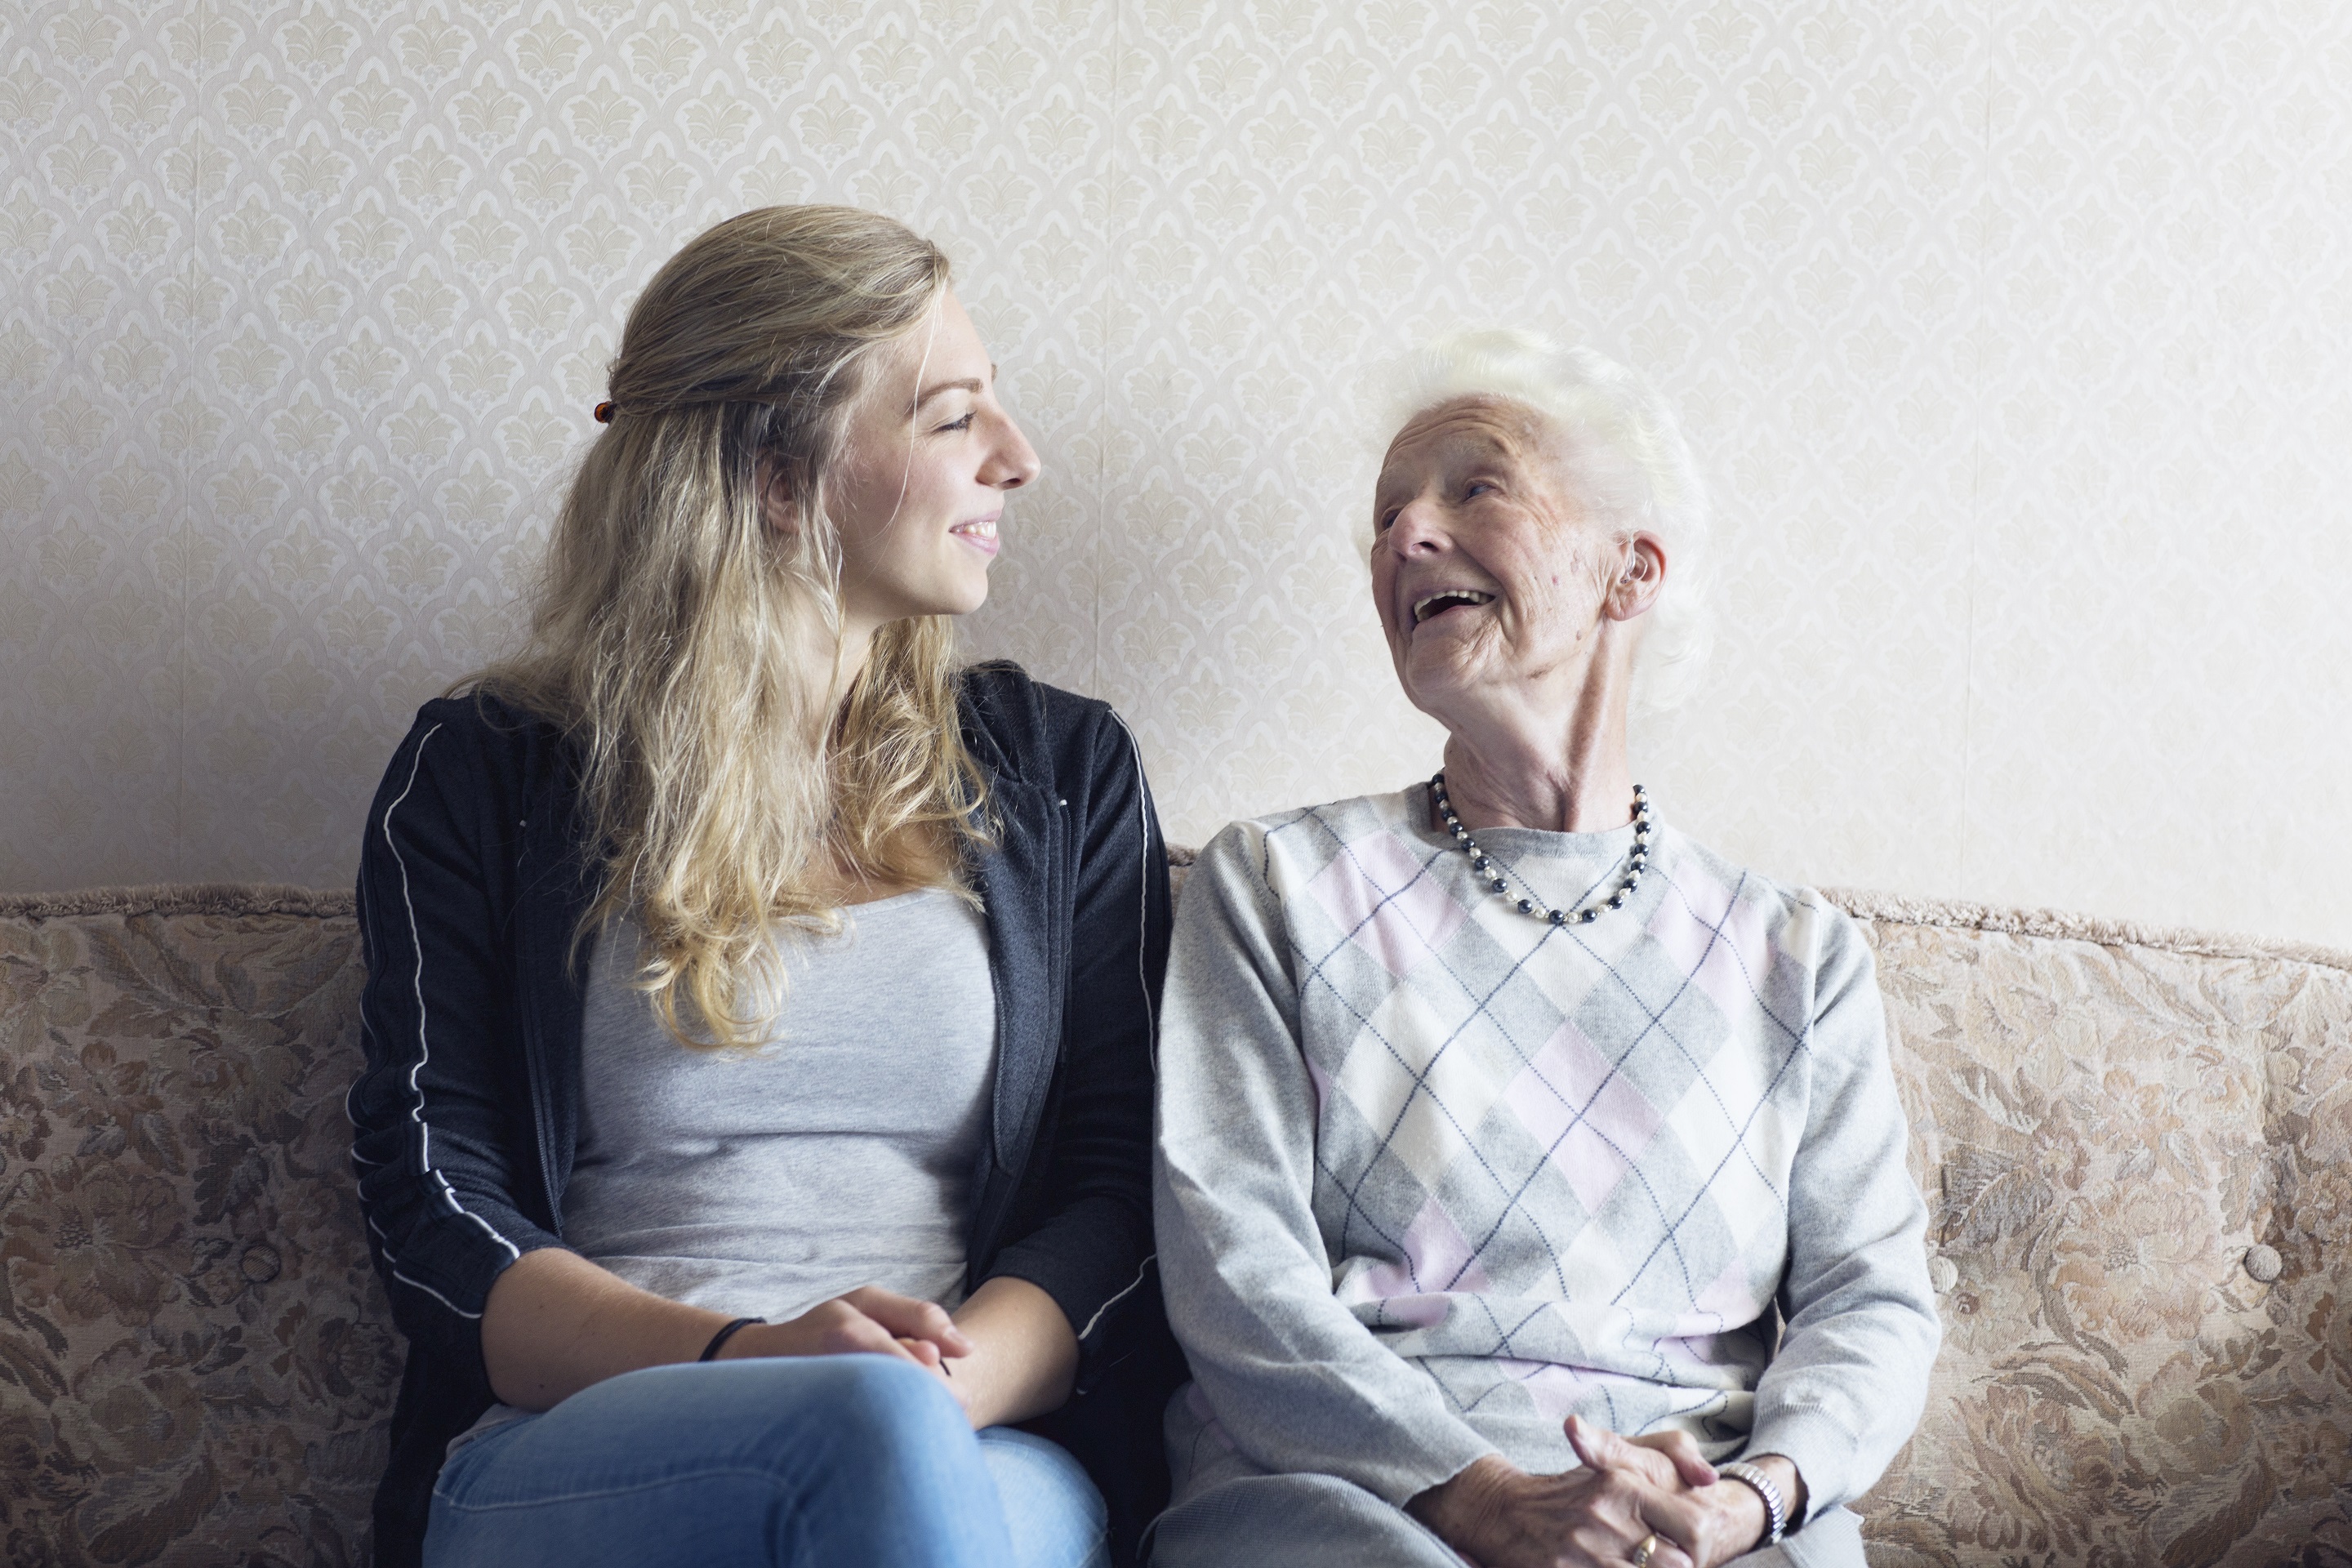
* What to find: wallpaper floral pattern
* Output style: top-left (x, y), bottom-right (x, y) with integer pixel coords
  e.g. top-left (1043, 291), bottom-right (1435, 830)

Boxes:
top-left (3, 0), bottom-right (2349, 943)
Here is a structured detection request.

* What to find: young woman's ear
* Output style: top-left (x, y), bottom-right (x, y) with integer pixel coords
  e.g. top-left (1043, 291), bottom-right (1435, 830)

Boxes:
top-left (755, 459), bottom-right (796, 537)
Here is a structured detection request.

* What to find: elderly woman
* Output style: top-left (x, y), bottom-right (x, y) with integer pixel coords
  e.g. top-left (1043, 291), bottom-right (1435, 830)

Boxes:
top-left (1150, 334), bottom-right (1940, 1568)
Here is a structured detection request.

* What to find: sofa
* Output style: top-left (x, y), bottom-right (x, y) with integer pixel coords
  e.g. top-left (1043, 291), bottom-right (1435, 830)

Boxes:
top-left (2, 874), bottom-right (2348, 1566)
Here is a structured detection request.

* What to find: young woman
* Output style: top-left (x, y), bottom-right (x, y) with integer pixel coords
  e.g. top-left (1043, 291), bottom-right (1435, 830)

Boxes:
top-left (349, 206), bottom-right (1177, 1568)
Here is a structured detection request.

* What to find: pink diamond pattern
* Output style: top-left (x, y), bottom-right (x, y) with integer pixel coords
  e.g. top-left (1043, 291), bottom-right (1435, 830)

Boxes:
top-left (1339, 1190), bottom-right (1494, 1307)
top-left (1492, 1357), bottom-right (1653, 1424)
top-left (1510, 1017), bottom-right (1664, 1217)
top-left (1305, 831), bottom-right (1465, 980)
top-left (1649, 861), bottom-right (1777, 1028)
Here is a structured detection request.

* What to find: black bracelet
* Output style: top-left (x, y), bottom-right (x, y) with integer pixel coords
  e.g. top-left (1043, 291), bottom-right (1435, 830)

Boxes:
top-left (697, 1316), bottom-right (765, 1363)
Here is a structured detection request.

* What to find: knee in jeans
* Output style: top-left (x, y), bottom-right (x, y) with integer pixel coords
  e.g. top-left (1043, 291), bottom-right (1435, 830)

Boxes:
top-left (800, 1354), bottom-right (966, 1460)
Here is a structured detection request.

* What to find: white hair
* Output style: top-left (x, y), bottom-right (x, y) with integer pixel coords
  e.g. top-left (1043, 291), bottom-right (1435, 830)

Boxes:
top-left (1382, 330), bottom-right (1713, 712)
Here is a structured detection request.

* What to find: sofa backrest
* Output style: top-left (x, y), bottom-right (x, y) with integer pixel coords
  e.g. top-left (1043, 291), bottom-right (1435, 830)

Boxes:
top-left (1, 887), bottom-right (386, 1567)
top-left (1834, 889), bottom-right (2352, 1566)
top-left (2, 881), bottom-right (2348, 1565)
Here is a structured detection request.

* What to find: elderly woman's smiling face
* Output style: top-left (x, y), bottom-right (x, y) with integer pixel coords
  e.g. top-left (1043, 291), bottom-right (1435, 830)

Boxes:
top-left (1370, 394), bottom-right (1658, 723)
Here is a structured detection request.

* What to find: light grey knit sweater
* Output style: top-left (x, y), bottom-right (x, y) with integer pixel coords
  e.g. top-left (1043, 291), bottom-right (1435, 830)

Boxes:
top-left (1152, 787), bottom-right (1941, 1519)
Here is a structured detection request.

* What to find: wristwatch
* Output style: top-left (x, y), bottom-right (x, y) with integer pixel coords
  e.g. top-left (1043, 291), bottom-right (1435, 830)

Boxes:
top-left (1717, 1461), bottom-right (1788, 1546)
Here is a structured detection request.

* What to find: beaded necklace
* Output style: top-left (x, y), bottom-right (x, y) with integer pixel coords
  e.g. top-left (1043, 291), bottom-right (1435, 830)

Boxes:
top-left (1429, 772), bottom-right (1650, 926)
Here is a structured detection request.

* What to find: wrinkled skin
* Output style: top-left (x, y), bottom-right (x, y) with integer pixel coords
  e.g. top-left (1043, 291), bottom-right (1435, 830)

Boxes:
top-left (1369, 394), bottom-right (1662, 835)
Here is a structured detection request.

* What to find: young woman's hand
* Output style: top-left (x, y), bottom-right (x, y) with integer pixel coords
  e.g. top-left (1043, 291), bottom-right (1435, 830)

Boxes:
top-left (719, 1285), bottom-right (972, 1369)
top-left (721, 1281), bottom-right (1081, 1436)
top-left (922, 1276), bottom-right (1080, 1430)
top-left (482, 1250), bottom-right (976, 1412)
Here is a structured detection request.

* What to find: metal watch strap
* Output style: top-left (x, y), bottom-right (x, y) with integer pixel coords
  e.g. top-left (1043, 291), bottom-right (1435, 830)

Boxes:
top-left (1717, 1461), bottom-right (1787, 1546)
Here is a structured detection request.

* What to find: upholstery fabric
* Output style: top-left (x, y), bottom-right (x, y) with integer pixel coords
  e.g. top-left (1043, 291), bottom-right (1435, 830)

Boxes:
top-left (2, 880), bottom-right (2350, 1566)
top-left (1838, 891), bottom-right (2352, 1567)
top-left (0, 888), bottom-right (392, 1568)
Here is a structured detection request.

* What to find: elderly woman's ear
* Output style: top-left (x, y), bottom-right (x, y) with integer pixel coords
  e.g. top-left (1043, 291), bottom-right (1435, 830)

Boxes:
top-left (1606, 533), bottom-right (1668, 622)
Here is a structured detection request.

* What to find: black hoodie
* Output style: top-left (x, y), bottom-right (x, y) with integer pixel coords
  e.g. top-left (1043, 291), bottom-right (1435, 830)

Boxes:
top-left (350, 662), bottom-right (1183, 1566)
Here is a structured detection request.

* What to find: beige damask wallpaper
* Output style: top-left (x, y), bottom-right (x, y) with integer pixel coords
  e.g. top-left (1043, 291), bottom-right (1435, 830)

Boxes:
top-left (4, 0), bottom-right (2349, 944)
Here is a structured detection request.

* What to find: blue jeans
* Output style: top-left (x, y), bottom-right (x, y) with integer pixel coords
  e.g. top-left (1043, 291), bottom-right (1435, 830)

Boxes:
top-left (425, 1355), bottom-right (1111, 1568)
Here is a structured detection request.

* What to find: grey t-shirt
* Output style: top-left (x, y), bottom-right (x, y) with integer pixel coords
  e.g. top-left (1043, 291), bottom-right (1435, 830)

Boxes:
top-left (563, 888), bottom-right (1000, 1322)
top-left (455, 887), bottom-right (1000, 1451)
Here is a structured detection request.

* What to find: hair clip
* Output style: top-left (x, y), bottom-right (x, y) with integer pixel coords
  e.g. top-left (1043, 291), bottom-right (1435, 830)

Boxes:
top-left (594, 401), bottom-right (616, 423)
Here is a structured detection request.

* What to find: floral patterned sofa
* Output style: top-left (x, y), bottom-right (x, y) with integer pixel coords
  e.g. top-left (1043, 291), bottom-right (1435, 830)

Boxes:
top-left (2, 878), bottom-right (2349, 1566)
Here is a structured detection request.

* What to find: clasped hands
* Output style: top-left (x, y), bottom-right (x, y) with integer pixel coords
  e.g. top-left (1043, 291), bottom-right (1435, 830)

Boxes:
top-left (710, 1277), bottom-right (1079, 1434)
top-left (709, 1285), bottom-right (975, 1396)
top-left (1408, 1415), bottom-right (1788, 1568)
top-left (710, 1284), bottom-right (969, 1365)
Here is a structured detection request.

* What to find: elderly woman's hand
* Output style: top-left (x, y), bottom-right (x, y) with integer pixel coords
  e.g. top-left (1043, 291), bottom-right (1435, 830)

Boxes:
top-left (1566, 1419), bottom-right (1778, 1568)
top-left (1569, 1415), bottom-right (1717, 1491)
top-left (1406, 1443), bottom-right (1704, 1568)
top-left (1407, 1415), bottom-right (1792, 1568)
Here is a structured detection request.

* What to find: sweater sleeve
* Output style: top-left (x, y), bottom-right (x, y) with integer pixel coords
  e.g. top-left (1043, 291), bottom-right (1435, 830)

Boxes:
top-left (1744, 897), bottom-right (1943, 1520)
top-left (349, 708), bottom-right (568, 1387)
top-left (1153, 823), bottom-right (1497, 1506)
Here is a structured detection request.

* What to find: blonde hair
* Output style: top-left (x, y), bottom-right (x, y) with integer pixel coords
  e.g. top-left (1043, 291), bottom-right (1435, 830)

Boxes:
top-left (1385, 331), bottom-right (1714, 712)
top-left (475, 205), bottom-right (987, 1050)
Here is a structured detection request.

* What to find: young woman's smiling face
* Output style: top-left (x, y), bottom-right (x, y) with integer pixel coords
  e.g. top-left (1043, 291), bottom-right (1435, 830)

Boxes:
top-left (817, 291), bottom-right (1040, 642)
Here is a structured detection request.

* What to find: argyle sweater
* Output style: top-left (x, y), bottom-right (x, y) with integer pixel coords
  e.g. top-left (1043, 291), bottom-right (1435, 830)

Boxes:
top-left (1153, 786), bottom-right (1940, 1519)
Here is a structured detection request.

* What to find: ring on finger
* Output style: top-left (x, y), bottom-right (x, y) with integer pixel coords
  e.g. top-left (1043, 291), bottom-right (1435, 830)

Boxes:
top-left (1632, 1533), bottom-right (1658, 1568)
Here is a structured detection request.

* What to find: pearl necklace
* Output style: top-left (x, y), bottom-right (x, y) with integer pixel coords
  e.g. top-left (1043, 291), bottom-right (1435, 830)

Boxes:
top-left (1430, 773), bottom-right (1651, 926)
